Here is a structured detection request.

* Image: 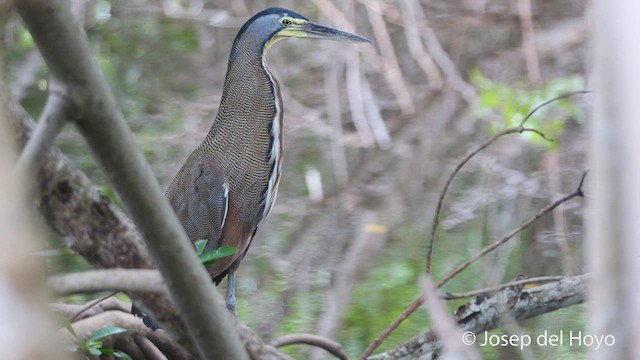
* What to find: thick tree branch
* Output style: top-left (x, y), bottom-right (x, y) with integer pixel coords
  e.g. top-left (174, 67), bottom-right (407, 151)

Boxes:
top-left (442, 275), bottom-right (569, 300)
top-left (368, 274), bottom-right (586, 359)
top-left (48, 269), bottom-right (166, 295)
top-left (14, 1), bottom-right (247, 359)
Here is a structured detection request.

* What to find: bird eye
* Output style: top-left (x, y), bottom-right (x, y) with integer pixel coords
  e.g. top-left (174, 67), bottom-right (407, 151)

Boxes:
top-left (282, 18), bottom-right (292, 27)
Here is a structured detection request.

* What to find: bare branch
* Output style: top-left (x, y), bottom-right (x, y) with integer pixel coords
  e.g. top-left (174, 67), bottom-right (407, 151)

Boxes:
top-left (519, 90), bottom-right (590, 126)
top-left (15, 89), bottom-right (69, 176)
top-left (368, 275), bottom-right (587, 359)
top-left (420, 275), bottom-right (481, 359)
top-left (69, 291), bottom-right (119, 322)
top-left (48, 269), bottom-right (166, 295)
top-left (272, 333), bottom-right (348, 360)
top-left (442, 275), bottom-right (570, 300)
top-left (51, 297), bottom-right (131, 321)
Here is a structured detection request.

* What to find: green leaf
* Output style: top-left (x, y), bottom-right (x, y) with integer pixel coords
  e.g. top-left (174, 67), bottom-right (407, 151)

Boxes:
top-left (113, 351), bottom-right (133, 360)
top-left (59, 316), bottom-right (79, 340)
top-left (97, 185), bottom-right (124, 209)
top-left (194, 239), bottom-right (208, 256)
top-left (113, 351), bottom-right (134, 360)
top-left (96, 348), bottom-right (133, 360)
top-left (85, 339), bottom-right (102, 349)
top-left (200, 246), bottom-right (237, 266)
top-left (88, 346), bottom-right (102, 356)
top-left (88, 325), bottom-right (128, 342)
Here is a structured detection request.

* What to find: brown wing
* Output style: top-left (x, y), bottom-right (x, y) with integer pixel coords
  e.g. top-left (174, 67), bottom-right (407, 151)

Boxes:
top-left (166, 156), bottom-right (228, 253)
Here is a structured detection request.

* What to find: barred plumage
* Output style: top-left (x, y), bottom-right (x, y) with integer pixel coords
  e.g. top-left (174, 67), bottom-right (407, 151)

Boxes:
top-left (162, 7), bottom-right (370, 316)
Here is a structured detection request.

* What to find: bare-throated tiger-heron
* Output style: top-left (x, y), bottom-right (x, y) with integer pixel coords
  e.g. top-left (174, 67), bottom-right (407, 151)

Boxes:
top-left (140, 8), bottom-right (371, 321)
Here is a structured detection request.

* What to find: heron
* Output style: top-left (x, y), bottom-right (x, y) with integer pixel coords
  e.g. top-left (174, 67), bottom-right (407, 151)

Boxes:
top-left (149, 7), bottom-right (370, 321)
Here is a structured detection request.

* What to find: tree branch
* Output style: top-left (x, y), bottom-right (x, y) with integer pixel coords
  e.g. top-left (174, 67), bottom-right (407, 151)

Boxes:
top-left (272, 333), bottom-right (348, 360)
top-left (15, 89), bottom-right (69, 176)
top-left (48, 269), bottom-right (166, 295)
top-left (441, 275), bottom-right (570, 300)
top-left (368, 274), bottom-right (587, 359)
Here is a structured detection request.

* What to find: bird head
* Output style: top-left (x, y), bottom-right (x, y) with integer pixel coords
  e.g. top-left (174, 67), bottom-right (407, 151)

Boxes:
top-left (234, 7), bottom-right (372, 54)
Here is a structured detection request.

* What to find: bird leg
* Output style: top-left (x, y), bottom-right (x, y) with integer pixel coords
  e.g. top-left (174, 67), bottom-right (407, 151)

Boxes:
top-left (225, 271), bottom-right (237, 316)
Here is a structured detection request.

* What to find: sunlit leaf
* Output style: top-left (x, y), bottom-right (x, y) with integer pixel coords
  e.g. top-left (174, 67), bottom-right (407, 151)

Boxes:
top-left (194, 239), bottom-right (207, 256)
top-left (88, 325), bottom-right (128, 342)
top-left (200, 246), bottom-right (237, 267)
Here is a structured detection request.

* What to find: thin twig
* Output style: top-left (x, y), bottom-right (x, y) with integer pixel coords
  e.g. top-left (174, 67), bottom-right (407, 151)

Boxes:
top-left (441, 275), bottom-right (570, 300)
top-left (69, 291), bottom-right (120, 322)
top-left (519, 90), bottom-right (590, 126)
top-left (272, 333), bottom-right (348, 360)
top-left (358, 297), bottom-right (423, 360)
top-left (436, 171), bottom-right (587, 288)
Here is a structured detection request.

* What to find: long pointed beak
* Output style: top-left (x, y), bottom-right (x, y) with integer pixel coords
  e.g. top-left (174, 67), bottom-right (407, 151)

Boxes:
top-left (301, 21), bottom-right (372, 43)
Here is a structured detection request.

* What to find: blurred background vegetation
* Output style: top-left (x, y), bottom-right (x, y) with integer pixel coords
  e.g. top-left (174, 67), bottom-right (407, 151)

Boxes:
top-left (4, 0), bottom-right (587, 358)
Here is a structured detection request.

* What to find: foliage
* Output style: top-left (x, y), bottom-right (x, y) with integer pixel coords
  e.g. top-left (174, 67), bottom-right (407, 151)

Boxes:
top-left (62, 318), bottom-right (132, 359)
top-left (194, 239), bottom-right (237, 267)
top-left (470, 69), bottom-right (585, 149)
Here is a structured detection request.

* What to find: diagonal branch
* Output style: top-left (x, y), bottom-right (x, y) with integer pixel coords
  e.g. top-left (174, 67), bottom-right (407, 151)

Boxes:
top-left (15, 89), bottom-right (70, 176)
top-left (435, 171), bottom-right (587, 288)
